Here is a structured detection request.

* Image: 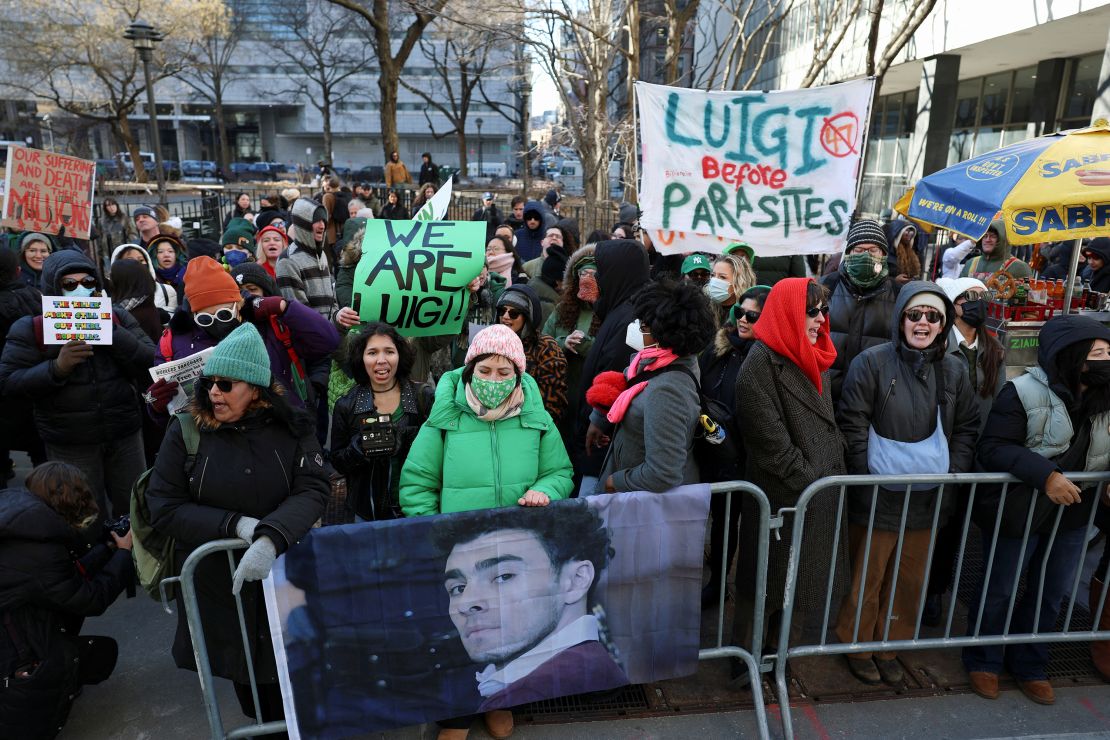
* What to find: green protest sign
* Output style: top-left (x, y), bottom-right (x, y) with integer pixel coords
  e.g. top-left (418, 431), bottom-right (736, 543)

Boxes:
top-left (352, 219), bottom-right (486, 337)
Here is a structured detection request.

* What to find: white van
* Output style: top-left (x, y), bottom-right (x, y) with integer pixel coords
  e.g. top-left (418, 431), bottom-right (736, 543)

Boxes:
top-left (117, 151), bottom-right (156, 175)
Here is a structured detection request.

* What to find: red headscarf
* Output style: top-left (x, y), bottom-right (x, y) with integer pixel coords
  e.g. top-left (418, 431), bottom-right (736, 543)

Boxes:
top-left (753, 277), bottom-right (837, 392)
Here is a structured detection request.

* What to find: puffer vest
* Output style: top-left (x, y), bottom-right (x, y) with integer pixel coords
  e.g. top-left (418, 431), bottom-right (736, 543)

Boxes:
top-left (1012, 366), bottom-right (1110, 470)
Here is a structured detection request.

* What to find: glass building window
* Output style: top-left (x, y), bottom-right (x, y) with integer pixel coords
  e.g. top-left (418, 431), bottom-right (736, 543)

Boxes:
top-left (1061, 52), bottom-right (1101, 124)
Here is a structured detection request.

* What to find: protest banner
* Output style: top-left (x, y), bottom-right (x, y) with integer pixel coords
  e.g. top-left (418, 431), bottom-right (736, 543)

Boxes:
top-left (414, 177), bottom-right (453, 221)
top-left (263, 488), bottom-right (711, 738)
top-left (2, 146), bottom-right (96, 239)
top-left (351, 219), bottom-right (486, 338)
top-left (148, 347), bottom-right (216, 414)
top-left (40, 295), bottom-right (113, 345)
top-left (636, 79), bottom-right (875, 256)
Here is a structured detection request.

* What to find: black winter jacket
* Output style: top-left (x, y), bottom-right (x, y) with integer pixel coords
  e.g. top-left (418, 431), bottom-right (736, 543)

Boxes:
top-left (837, 281), bottom-right (981, 530)
top-left (0, 488), bottom-right (133, 679)
top-left (146, 401), bottom-right (329, 683)
top-left (329, 380), bottom-right (434, 521)
top-left (820, 271), bottom-right (900, 403)
top-left (0, 280), bottom-right (41, 356)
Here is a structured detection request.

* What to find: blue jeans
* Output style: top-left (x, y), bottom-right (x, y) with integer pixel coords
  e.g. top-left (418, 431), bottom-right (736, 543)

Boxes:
top-left (962, 526), bottom-right (1088, 680)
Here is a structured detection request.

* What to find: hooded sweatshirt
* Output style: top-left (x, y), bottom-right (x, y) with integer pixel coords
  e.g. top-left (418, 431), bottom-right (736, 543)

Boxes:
top-left (110, 243), bottom-right (176, 315)
top-left (514, 200), bottom-right (547, 262)
top-left (961, 219), bottom-right (1033, 280)
top-left (276, 198), bottom-right (337, 320)
top-left (1084, 237), bottom-right (1110, 293)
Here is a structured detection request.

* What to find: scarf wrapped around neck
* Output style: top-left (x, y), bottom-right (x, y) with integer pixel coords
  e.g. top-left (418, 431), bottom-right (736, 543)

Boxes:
top-left (465, 381), bottom-right (525, 422)
top-left (606, 346), bottom-right (680, 424)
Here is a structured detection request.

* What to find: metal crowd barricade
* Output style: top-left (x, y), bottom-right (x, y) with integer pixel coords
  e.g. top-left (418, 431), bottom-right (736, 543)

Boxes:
top-left (160, 538), bottom-right (287, 739)
top-left (699, 481), bottom-right (773, 740)
top-left (771, 471), bottom-right (1110, 739)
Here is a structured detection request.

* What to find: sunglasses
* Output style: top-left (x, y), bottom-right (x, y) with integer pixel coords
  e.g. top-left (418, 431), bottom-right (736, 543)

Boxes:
top-left (60, 276), bottom-right (97, 291)
top-left (193, 306), bottom-right (238, 327)
top-left (198, 376), bottom-right (239, 394)
top-left (904, 309), bottom-right (944, 324)
top-left (956, 290), bottom-right (984, 303)
top-left (498, 306), bottom-right (523, 320)
top-left (736, 310), bottom-right (761, 324)
top-left (805, 305), bottom-right (830, 318)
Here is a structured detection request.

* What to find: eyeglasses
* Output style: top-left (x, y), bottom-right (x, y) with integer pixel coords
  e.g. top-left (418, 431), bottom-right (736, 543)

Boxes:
top-left (849, 246), bottom-right (885, 257)
top-left (805, 305), bottom-right (830, 318)
top-left (498, 306), bottom-right (523, 320)
top-left (198, 376), bottom-right (239, 394)
top-left (955, 290), bottom-right (984, 304)
top-left (193, 306), bottom-right (238, 327)
top-left (737, 310), bottom-right (761, 324)
top-left (904, 309), bottom-right (944, 324)
top-left (60, 276), bottom-right (97, 291)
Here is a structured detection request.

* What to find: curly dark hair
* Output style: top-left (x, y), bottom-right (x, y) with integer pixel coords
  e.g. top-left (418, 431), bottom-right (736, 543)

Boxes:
top-left (26, 462), bottom-right (100, 530)
top-left (343, 321), bottom-right (414, 386)
top-left (429, 500), bottom-right (614, 600)
top-left (633, 277), bottom-right (717, 356)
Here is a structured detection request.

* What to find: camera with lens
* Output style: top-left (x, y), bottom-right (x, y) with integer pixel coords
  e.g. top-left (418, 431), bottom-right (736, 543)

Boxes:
top-left (103, 514), bottom-right (130, 539)
top-left (359, 413), bottom-right (398, 457)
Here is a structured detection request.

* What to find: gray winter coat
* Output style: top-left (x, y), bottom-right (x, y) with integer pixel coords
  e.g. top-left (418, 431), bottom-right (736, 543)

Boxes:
top-left (820, 271), bottom-right (900, 404)
top-left (596, 354), bottom-right (701, 492)
top-left (836, 281), bottom-right (981, 531)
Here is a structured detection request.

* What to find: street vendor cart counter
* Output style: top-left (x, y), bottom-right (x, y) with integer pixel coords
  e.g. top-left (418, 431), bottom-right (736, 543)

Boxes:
top-left (993, 310), bottom-right (1110, 379)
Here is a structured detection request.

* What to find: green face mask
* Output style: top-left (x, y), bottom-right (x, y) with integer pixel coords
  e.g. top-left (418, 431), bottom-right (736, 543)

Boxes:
top-left (843, 252), bottom-right (889, 288)
top-left (471, 376), bottom-right (517, 408)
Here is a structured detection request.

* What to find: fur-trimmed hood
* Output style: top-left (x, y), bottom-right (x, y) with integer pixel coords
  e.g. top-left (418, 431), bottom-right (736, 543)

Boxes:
top-left (340, 238), bottom-right (362, 268)
top-left (563, 243), bottom-right (597, 284)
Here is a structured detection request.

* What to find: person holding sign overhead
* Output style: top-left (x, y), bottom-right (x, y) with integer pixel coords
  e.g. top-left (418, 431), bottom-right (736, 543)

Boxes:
top-left (0, 250), bottom-right (155, 520)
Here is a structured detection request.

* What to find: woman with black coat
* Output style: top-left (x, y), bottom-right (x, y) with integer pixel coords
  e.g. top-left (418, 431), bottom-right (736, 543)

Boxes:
top-left (147, 322), bottom-right (329, 724)
top-left (330, 322), bottom-right (433, 521)
top-left (0, 462), bottom-right (134, 739)
top-left (109, 258), bottom-right (163, 342)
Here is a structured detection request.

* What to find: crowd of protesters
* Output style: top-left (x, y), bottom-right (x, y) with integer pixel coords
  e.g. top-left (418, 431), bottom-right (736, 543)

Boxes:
top-left (2, 171), bottom-right (1110, 739)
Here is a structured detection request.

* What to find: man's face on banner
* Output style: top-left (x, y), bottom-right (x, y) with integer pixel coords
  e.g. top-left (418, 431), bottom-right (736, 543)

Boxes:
top-left (443, 528), bottom-right (591, 666)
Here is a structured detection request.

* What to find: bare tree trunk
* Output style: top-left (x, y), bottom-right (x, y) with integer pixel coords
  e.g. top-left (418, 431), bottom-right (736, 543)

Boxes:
top-left (118, 113), bottom-right (148, 183)
top-left (865, 0), bottom-right (884, 77)
top-left (378, 65), bottom-right (399, 164)
top-left (457, 134), bottom-right (468, 181)
top-left (322, 88), bottom-right (334, 166)
top-left (215, 94), bottom-right (230, 173)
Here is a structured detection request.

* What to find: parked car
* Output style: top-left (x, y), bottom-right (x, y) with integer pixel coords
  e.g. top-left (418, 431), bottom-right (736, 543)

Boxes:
top-left (181, 160), bottom-right (218, 178)
top-left (248, 162), bottom-right (289, 180)
top-left (353, 165), bottom-right (385, 183)
top-left (332, 165), bottom-right (352, 178)
top-left (161, 160), bottom-right (181, 180)
top-left (117, 151), bottom-right (156, 179)
top-left (228, 162), bottom-right (254, 181)
top-left (95, 159), bottom-right (121, 179)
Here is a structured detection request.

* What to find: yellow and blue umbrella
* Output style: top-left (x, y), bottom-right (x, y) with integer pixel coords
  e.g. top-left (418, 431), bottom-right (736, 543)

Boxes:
top-left (894, 120), bottom-right (1110, 244)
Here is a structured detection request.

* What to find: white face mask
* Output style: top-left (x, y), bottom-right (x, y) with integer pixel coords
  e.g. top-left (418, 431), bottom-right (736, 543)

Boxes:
top-left (625, 319), bottom-right (656, 352)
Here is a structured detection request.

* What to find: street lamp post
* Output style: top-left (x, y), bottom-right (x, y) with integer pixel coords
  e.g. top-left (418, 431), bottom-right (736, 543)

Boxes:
top-left (476, 117), bottom-right (484, 179)
top-left (124, 19), bottom-right (166, 204)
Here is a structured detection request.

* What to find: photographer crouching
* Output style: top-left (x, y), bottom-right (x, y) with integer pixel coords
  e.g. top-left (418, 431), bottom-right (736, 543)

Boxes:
top-left (0, 462), bottom-right (135, 739)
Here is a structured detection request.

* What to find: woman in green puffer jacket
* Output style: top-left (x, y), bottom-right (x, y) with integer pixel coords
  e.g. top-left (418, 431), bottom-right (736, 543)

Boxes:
top-left (399, 324), bottom-right (573, 516)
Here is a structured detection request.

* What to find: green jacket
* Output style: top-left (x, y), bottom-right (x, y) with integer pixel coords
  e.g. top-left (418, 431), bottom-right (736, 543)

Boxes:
top-left (399, 368), bottom-right (573, 516)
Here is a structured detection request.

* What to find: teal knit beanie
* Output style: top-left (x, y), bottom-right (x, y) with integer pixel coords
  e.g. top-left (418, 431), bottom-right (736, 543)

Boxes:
top-left (221, 217), bottom-right (256, 250)
top-left (203, 323), bottom-right (271, 387)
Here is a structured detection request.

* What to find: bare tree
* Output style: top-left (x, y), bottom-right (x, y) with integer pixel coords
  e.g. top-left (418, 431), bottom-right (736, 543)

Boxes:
top-left (323, 0), bottom-right (449, 164)
top-left (644, 0), bottom-right (699, 86)
top-left (271, 0), bottom-right (375, 166)
top-left (477, 52), bottom-right (533, 190)
top-left (799, 0), bottom-right (865, 87)
top-left (174, 3), bottom-right (242, 173)
top-left (0, 0), bottom-right (219, 181)
top-left (691, 0), bottom-right (795, 91)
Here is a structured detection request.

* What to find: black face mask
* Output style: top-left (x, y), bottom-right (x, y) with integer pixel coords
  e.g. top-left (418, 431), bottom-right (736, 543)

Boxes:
top-left (1081, 359), bottom-right (1110, 387)
top-left (202, 319), bottom-right (241, 342)
top-left (959, 299), bottom-right (987, 328)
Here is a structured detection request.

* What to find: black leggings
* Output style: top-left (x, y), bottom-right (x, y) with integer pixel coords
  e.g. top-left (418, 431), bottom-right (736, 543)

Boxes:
top-left (233, 681), bottom-right (288, 738)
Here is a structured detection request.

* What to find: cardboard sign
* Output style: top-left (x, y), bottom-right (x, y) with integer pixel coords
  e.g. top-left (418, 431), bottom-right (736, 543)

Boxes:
top-left (40, 295), bottom-right (113, 345)
top-left (2, 146), bottom-right (97, 239)
top-left (263, 487), bottom-right (712, 738)
top-left (636, 79), bottom-right (875, 256)
top-left (148, 348), bottom-right (216, 414)
top-left (351, 220), bottom-right (486, 337)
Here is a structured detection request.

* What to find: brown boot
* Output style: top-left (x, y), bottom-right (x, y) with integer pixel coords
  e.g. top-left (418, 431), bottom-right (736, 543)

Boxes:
top-left (1091, 577), bottom-right (1110, 681)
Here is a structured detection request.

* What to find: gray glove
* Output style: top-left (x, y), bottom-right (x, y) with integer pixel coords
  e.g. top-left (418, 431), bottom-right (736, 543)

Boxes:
top-left (231, 536), bottom-right (277, 595)
top-left (235, 515), bottom-right (260, 542)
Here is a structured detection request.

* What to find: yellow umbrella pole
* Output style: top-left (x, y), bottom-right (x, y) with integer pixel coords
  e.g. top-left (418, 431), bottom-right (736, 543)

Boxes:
top-left (1062, 238), bottom-right (1085, 315)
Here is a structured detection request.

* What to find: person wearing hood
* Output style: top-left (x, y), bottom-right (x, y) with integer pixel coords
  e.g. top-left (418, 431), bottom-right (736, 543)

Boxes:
top-left (17, 232), bottom-right (52, 292)
top-left (572, 239), bottom-right (651, 495)
top-left (821, 219), bottom-right (901, 403)
top-left (254, 224), bottom-right (288, 281)
top-left (513, 200), bottom-right (547, 262)
top-left (277, 198), bottom-right (345, 325)
top-left (149, 233), bottom-right (188, 304)
top-left (964, 315), bottom-right (1110, 706)
top-left (0, 248), bottom-right (46, 480)
top-left (0, 462), bottom-right (135, 739)
top-left (111, 242), bottom-right (178, 318)
top-left (0, 250), bottom-right (155, 520)
top-left (109, 258), bottom-right (162, 343)
top-left (543, 244), bottom-right (598, 445)
top-left (884, 219), bottom-right (923, 286)
top-left (496, 284), bottom-right (568, 422)
top-left (588, 278), bottom-right (714, 494)
top-left (1082, 237), bottom-right (1110, 293)
top-left (834, 281), bottom-right (979, 685)
top-left (961, 219), bottom-right (1032, 281)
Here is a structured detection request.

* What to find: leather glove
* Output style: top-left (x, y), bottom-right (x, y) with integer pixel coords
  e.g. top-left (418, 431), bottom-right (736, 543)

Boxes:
top-left (235, 515), bottom-right (260, 542)
top-left (231, 536), bottom-right (277, 595)
top-left (144, 378), bottom-right (180, 414)
top-left (251, 296), bottom-right (286, 321)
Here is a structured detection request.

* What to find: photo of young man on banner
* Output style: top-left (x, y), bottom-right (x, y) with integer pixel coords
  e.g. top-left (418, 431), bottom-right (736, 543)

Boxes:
top-left (263, 489), bottom-right (711, 739)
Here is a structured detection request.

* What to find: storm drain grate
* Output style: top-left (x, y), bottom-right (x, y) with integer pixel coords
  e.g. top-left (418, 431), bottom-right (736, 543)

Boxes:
top-left (514, 684), bottom-right (652, 722)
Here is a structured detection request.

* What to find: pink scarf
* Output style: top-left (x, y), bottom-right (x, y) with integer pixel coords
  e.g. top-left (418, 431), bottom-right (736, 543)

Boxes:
top-left (486, 252), bottom-right (516, 285)
top-left (606, 347), bottom-right (680, 424)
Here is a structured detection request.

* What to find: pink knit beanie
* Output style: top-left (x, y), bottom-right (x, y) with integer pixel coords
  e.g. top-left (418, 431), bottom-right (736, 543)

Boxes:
top-left (465, 324), bottom-right (527, 374)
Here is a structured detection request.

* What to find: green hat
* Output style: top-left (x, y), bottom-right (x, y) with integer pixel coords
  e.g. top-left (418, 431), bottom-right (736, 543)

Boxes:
top-left (724, 242), bottom-right (755, 261)
top-left (221, 218), bottom-right (256, 250)
top-left (203, 323), bottom-right (271, 387)
top-left (681, 253), bottom-right (712, 274)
